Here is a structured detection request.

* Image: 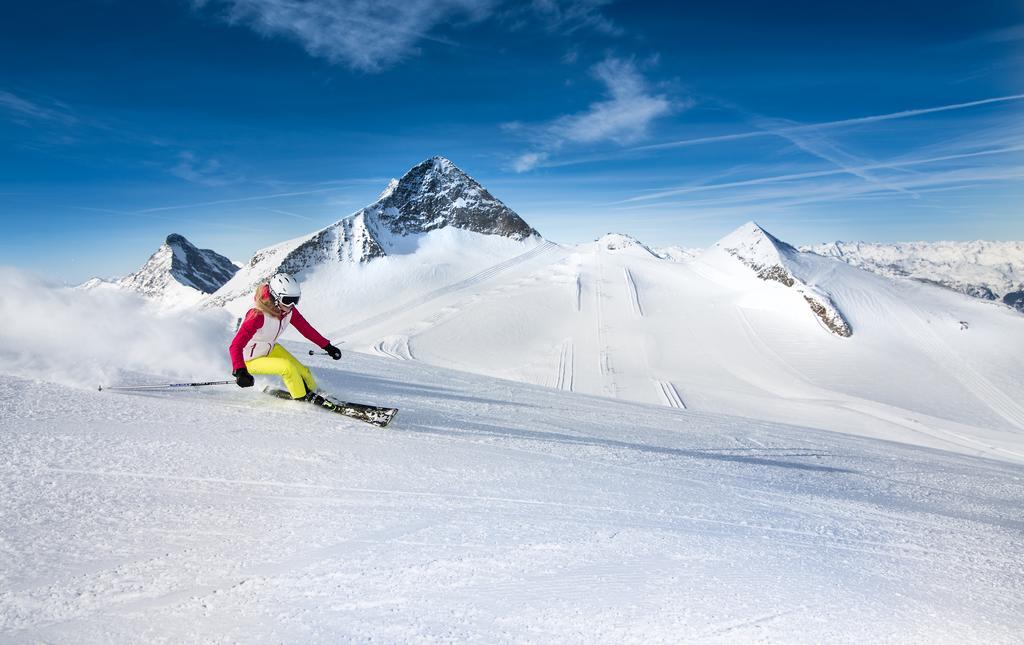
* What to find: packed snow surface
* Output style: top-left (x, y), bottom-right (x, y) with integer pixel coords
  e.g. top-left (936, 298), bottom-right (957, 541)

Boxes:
top-left (329, 228), bottom-right (1024, 465)
top-left (2, 348), bottom-right (1023, 643)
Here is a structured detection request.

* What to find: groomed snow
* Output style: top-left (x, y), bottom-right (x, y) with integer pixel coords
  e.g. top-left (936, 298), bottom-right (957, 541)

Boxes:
top-left (332, 233), bottom-right (1024, 465)
top-left (2, 349), bottom-right (1022, 642)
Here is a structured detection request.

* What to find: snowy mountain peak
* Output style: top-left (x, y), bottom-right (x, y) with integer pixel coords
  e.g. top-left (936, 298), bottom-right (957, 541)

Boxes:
top-left (207, 157), bottom-right (542, 308)
top-left (118, 233), bottom-right (238, 303)
top-left (715, 221), bottom-right (797, 265)
top-left (363, 157), bottom-right (540, 240)
top-left (377, 178), bottom-right (400, 201)
top-left (706, 223), bottom-right (852, 337)
top-left (597, 233), bottom-right (656, 256)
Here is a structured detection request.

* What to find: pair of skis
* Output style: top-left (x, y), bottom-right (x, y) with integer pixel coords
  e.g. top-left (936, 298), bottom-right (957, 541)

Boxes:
top-left (263, 387), bottom-right (398, 428)
top-left (98, 380), bottom-right (398, 428)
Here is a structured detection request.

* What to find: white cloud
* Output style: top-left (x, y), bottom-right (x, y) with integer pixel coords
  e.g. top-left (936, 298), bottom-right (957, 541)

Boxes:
top-left (197, 0), bottom-right (495, 72)
top-left (511, 152), bottom-right (549, 172)
top-left (196, 0), bottom-right (619, 72)
top-left (509, 56), bottom-right (681, 171)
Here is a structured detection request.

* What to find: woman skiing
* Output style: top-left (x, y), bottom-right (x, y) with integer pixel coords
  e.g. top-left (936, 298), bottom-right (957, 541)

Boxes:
top-left (229, 273), bottom-right (342, 400)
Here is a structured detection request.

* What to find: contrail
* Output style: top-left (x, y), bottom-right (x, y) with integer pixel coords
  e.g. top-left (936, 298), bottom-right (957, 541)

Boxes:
top-left (621, 144), bottom-right (1024, 202)
top-left (136, 186), bottom-right (349, 214)
top-left (635, 93), bottom-right (1024, 152)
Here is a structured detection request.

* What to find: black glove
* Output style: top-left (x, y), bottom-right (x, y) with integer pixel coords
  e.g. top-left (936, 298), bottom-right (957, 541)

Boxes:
top-left (233, 367), bottom-right (254, 388)
top-left (324, 343), bottom-right (342, 360)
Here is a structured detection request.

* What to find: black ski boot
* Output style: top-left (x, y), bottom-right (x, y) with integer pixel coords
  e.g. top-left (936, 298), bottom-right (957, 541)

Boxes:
top-left (303, 388), bottom-right (325, 405)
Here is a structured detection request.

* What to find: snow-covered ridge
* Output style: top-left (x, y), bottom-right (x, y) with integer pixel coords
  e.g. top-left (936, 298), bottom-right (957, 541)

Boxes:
top-left (707, 222), bottom-right (853, 337)
top-left (802, 240), bottom-right (1024, 311)
top-left (596, 232), bottom-right (657, 256)
top-left (208, 156), bottom-right (541, 308)
top-left (652, 245), bottom-right (701, 263)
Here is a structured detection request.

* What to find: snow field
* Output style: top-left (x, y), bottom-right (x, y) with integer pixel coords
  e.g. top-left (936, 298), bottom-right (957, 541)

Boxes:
top-left (2, 349), bottom-right (1023, 642)
top-left (334, 237), bottom-right (1024, 465)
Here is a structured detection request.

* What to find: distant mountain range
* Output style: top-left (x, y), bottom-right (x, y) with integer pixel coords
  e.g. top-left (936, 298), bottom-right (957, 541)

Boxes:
top-left (85, 156), bottom-right (1023, 322)
top-left (801, 240), bottom-right (1024, 312)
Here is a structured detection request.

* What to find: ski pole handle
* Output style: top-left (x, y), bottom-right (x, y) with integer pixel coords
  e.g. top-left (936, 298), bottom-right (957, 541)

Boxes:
top-left (98, 380), bottom-right (234, 392)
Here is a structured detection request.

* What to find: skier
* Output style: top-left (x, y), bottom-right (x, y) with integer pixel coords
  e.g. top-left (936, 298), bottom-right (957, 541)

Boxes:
top-left (229, 273), bottom-right (342, 400)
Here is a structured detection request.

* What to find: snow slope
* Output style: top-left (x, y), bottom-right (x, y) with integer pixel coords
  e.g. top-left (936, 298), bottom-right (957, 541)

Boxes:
top-left (2, 348), bottom-right (1022, 643)
top-left (331, 225), bottom-right (1024, 465)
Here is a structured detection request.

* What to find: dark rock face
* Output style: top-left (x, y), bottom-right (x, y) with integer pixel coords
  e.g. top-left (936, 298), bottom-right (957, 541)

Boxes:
top-left (163, 234), bottom-right (239, 293)
top-left (368, 157), bottom-right (539, 241)
top-left (754, 263), bottom-right (796, 288)
top-left (803, 295), bottom-right (853, 337)
top-left (1004, 290), bottom-right (1024, 311)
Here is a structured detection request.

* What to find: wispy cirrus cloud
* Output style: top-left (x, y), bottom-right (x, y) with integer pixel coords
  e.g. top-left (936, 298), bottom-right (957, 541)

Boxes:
top-left (0, 90), bottom-right (79, 127)
top-left (525, 0), bottom-right (621, 36)
top-left (194, 0), bottom-right (620, 72)
top-left (507, 56), bottom-right (683, 172)
top-left (169, 151), bottom-right (245, 187)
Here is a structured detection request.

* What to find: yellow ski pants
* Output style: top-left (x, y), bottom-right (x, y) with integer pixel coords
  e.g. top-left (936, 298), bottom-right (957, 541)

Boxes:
top-left (245, 344), bottom-right (317, 399)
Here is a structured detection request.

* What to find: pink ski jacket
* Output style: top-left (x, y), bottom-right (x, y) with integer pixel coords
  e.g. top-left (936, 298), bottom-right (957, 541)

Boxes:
top-left (229, 285), bottom-right (329, 371)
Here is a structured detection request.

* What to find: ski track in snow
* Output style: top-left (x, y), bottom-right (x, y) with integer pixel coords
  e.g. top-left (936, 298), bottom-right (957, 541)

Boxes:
top-left (2, 348), bottom-right (1024, 643)
top-left (656, 379), bottom-right (686, 409)
top-left (624, 267), bottom-right (644, 318)
top-left (372, 335), bottom-right (415, 361)
top-left (553, 339), bottom-right (575, 392)
top-left (593, 248), bottom-right (617, 398)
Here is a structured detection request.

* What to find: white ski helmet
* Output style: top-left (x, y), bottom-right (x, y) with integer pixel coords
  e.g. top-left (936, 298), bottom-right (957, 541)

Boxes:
top-left (267, 273), bottom-right (301, 307)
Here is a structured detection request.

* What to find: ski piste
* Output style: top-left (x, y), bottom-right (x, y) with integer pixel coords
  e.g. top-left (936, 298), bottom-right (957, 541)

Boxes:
top-left (263, 386), bottom-right (398, 428)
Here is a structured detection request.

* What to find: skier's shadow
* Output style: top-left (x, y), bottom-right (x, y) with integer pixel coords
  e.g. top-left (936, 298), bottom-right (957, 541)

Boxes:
top-left (410, 419), bottom-right (854, 474)
top-left (320, 370), bottom-right (540, 409)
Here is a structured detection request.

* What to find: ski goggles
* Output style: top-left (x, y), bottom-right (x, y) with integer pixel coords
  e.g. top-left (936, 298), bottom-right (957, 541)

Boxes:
top-left (278, 295), bottom-right (300, 307)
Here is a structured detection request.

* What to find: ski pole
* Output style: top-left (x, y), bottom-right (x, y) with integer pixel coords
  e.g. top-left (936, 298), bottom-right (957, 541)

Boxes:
top-left (98, 380), bottom-right (234, 392)
top-left (309, 341), bottom-right (346, 356)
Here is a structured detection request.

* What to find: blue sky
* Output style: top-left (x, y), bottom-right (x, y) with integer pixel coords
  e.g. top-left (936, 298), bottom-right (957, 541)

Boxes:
top-left (2, 0), bottom-right (1023, 282)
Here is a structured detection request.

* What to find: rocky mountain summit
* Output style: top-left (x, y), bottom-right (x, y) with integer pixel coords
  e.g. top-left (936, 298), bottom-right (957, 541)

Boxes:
top-left (370, 156), bottom-right (538, 241)
top-left (209, 157), bottom-right (541, 306)
top-left (82, 234), bottom-right (238, 306)
top-left (119, 234), bottom-right (239, 297)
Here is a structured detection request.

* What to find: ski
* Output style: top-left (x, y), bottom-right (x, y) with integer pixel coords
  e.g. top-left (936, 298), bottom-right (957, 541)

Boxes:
top-left (263, 387), bottom-right (398, 428)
